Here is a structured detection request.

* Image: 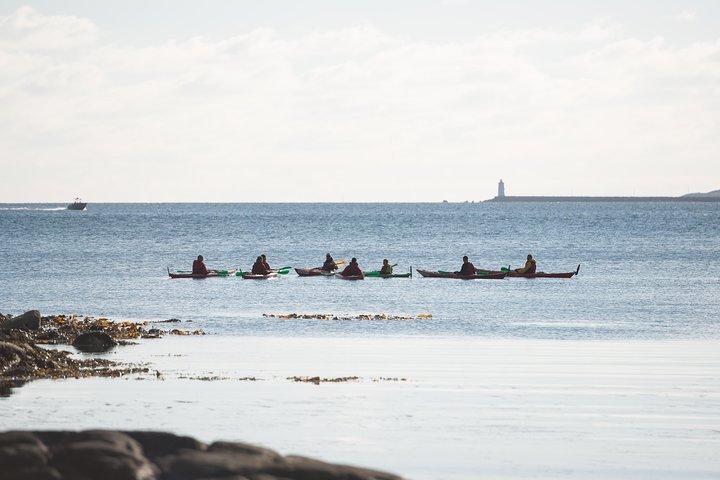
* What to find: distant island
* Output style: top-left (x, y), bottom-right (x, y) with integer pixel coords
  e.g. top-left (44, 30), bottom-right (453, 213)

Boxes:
top-left (485, 180), bottom-right (720, 202)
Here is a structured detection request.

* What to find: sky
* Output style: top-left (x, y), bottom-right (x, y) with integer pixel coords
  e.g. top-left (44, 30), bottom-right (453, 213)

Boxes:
top-left (1, 1), bottom-right (719, 202)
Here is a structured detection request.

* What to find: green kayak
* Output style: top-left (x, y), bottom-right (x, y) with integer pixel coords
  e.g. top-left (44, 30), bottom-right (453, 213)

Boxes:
top-left (364, 270), bottom-right (412, 278)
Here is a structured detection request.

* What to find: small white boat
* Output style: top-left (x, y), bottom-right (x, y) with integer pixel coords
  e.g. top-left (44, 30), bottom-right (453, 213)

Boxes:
top-left (67, 198), bottom-right (87, 210)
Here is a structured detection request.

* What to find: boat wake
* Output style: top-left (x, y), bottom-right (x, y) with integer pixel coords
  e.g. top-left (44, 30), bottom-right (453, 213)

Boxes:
top-left (0, 207), bottom-right (66, 211)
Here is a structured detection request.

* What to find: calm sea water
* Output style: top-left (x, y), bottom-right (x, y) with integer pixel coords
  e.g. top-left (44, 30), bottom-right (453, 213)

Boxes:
top-left (2, 202), bottom-right (719, 339)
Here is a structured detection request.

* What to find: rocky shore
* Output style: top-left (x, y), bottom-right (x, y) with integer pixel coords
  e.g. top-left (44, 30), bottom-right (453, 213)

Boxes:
top-left (0, 310), bottom-right (200, 396)
top-left (0, 430), bottom-right (402, 480)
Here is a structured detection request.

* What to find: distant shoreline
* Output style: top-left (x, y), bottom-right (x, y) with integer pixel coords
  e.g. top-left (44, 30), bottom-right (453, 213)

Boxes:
top-left (485, 196), bottom-right (720, 202)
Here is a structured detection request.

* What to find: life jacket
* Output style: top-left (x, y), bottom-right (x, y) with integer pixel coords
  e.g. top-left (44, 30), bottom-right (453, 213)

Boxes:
top-left (525, 259), bottom-right (537, 273)
top-left (380, 264), bottom-right (393, 274)
top-left (342, 262), bottom-right (362, 276)
top-left (459, 262), bottom-right (476, 276)
top-left (192, 260), bottom-right (208, 275)
top-left (252, 261), bottom-right (269, 275)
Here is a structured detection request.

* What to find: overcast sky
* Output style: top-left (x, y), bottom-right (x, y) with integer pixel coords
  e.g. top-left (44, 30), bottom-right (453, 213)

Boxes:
top-left (1, 1), bottom-right (719, 202)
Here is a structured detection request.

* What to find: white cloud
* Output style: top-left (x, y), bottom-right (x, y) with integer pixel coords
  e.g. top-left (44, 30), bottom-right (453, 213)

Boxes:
top-left (674, 10), bottom-right (697, 22)
top-left (0, 6), bottom-right (96, 50)
top-left (1, 7), bottom-right (719, 201)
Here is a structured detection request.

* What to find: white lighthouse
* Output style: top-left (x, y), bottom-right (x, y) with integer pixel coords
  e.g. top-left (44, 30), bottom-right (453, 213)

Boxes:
top-left (498, 179), bottom-right (505, 198)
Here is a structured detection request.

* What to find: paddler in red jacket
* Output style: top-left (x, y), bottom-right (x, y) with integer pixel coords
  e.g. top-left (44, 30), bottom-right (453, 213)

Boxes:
top-left (456, 256), bottom-right (476, 276)
top-left (192, 255), bottom-right (209, 275)
top-left (340, 257), bottom-right (363, 277)
top-left (251, 256), bottom-right (270, 275)
top-left (515, 254), bottom-right (537, 274)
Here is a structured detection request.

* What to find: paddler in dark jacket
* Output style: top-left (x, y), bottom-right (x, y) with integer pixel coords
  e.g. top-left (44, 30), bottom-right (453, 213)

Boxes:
top-left (261, 254), bottom-right (271, 271)
top-left (321, 253), bottom-right (338, 272)
top-left (192, 255), bottom-right (209, 275)
top-left (515, 254), bottom-right (537, 274)
top-left (380, 259), bottom-right (394, 275)
top-left (251, 256), bottom-right (270, 275)
top-left (456, 256), bottom-right (476, 276)
top-left (340, 257), bottom-right (363, 277)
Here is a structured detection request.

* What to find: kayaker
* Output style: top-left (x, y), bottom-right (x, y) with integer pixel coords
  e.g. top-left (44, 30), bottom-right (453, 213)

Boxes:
top-left (192, 255), bottom-right (209, 275)
top-left (380, 259), bottom-right (393, 275)
top-left (340, 257), bottom-right (363, 277)
top-left (261, 254), bottom-right (271, 271)
top-left (455, 256), bottom-right (476, 276)
top-left (515, 254), bottom-right (537, 274)
top-left (251, 256), bottom-right (270, 275)
top-left (321, 253), bottom-right (338, 272)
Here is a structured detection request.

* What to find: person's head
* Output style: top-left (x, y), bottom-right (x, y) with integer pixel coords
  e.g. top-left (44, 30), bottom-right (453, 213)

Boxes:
top-left (463, 256), bottom-right (469, 263)
top-left (383, 259), bottom-right (389, 265)
top-left (326, 253), bottom-right (332, 260)
top-left (261, 254), bottom-right (267, 260)
top-left (256, 256), bottom-right (263, 262)
top-left (197, 255), bottom-right (204, 261)
top-left (527, 254), bottom-right (533, 260)
top-left (351, 257), bottom-right (357, 263)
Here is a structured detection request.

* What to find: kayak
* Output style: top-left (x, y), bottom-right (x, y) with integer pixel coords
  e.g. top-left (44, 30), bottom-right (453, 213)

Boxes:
top-left (417, 269), bottom-right (507, 280)
top-left (364, 270), bottom-right (412, 278)
top-left (242, 272), bottom-right (279, 280)
top-left (475, 267), bottom-right (507, 275)
top-left (507, 264), bottom-right (580, 278)
top-left (295, 268), bottom-right (336, 277)
top-left (337, 274), bottom-right (364, 280)
top-left (168, 268), bottom-right (237, 279)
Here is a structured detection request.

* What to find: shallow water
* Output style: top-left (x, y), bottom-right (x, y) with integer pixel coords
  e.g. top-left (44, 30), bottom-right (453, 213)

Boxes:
top-left (1, 202), bottom-right (719, 339)
top-left (4, 337), bottom-right (720, 480)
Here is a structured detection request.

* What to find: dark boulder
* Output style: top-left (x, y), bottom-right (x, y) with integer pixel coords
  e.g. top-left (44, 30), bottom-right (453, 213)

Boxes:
top-left (72, 332), bottom-right (116, 352)
top-left (0, 430), bottom-right (403, 480)
top-left (1, 310), bottom-right (41, 331)
top-left (125, 431), bottom-right (206, 459)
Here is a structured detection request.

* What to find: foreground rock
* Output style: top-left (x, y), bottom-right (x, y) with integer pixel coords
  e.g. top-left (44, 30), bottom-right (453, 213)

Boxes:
top-left (0, 430), bottom-right (402, 480)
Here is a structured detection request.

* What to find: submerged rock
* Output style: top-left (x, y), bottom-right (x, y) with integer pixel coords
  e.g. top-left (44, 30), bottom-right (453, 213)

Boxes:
top-left (72, 332), bottom-right (116, 352)
top-left (0, 310), bottom-right (41, 331)
top-left (0, 430), bottom-right (403, 480)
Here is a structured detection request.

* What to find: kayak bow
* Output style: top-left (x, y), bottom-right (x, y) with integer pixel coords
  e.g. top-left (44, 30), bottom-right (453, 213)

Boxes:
top-left (506, 264), bottom-right (580, 278)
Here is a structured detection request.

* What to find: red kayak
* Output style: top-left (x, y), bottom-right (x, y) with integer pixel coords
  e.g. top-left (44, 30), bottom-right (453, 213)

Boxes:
top-left (337, 273), bottom-right (364, 280)
top-left (295, 268), bottom-right (335, 277)
top-left (417, 269), bottom-right (507, 280)
top-left (508, 265), bottom-right (580, 278)
top-left (475, 268), bottom-right (507, 275)
top-left (169, 272), bottom-right (218, 279)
